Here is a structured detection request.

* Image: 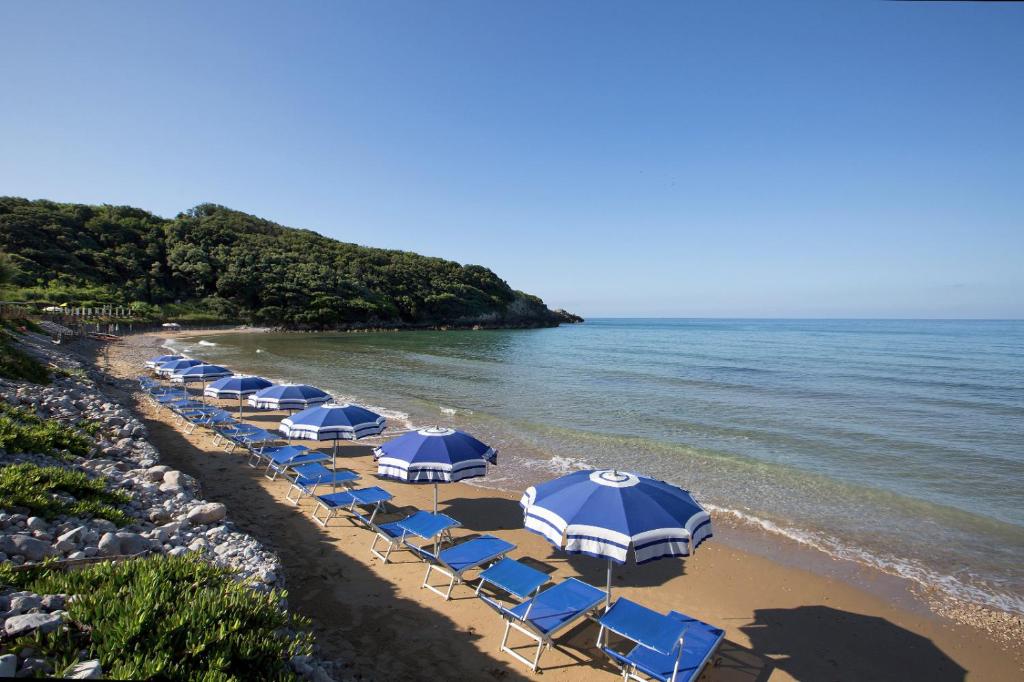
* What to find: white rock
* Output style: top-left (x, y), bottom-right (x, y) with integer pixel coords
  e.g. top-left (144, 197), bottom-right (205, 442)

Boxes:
top-left (115, 532), bottom-right (148, 555)
top-left (186, 503), bottom-right (226, 525)
top-left (67, 659), bottom-right (103, 679)
top-left (4, 612), bottom-right (62, 637)
top-left (0, 654), bottom-right (15, 677)
top-left (0, 534), bottom-right (57, 562)
top-left (97, 532), bottom-right (121, 557)
top-left (25, 516), bottom-right (49, 532)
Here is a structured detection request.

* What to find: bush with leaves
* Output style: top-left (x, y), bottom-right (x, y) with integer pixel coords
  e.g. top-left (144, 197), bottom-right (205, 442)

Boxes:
top-left (0, 402), bottom-right (92, 458)
top-left (0, 331), bottom-right (50, 383)
top-left (0, 463), bottom-right (130, 524)
top-left (0, 555), bottom-right (313, 680)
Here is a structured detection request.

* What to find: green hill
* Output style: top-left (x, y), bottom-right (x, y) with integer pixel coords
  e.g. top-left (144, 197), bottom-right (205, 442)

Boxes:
top-left (0, 197), bottom-right (581, 329)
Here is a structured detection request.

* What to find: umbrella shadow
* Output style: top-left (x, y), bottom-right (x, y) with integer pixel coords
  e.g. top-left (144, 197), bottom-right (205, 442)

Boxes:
top-left (740, 606), bottom-right (966, 682)
top-left (441, 496), bottom-right (525, 532)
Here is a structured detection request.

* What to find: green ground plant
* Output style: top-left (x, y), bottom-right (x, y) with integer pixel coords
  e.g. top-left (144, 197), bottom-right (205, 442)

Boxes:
top-left (0, 331), bottom-right (50, 383)
top-left (0, 462), bottom-right (130, 524)
top-left (0, 555), bottom-right (313, 680)
top-left (0, 402), bottom-right (93, 459)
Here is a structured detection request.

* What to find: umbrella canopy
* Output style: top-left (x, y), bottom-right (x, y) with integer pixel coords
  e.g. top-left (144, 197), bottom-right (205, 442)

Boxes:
top-left (248, 384), bottom-right (330, 411)
top-left (162, 322), bottom-right (181, 328)
top-left (145, 354), bottom-right (182, 369)
top-left (280, 403), bottom-right (385, 467)
top-left (155, 358), bottom-right (202, 377)
top-left (520, 469), bottom-right (712, 607)
top-left (375, 427), bottom-right (497, 512)
top-left (204, 376), bottom-right (274, 417)
top-left (170, 364), bottom-right (234, 383)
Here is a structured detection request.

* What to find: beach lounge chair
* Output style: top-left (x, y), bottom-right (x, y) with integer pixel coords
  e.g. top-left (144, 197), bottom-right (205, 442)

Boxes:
top-left (228, 427), bottom-right (279, 454)
top-left (311, 486), bottom-right (393, 527)
top-left (414, 534), bottom-right (515, 600)
top-left (256, 445), bottom-right (323, 476)
top-left (212, 423), bottom-right (264, 451)
top-left (397, 510), bottom-right (461, 556)
top-left (285, 463), bottom-right (360, 503)
top-left (476, 557), bottom-right (550, 603)
top-left (596, 598), bottom-right (724, 682)
top-left (186, 409), bottom-right (235, 434)
top-left (489, 577), bottom-right (606, 672)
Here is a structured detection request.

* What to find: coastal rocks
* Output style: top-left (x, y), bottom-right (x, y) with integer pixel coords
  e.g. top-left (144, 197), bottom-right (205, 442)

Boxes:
top-left (0, 655), bottom-right (15, 677)
top-left (4, 611), bottom-right (63, 637)
top-left (186, 502), bottom-right (226, 525)
top-left (0, 534), bottom-right (56, 562)
top-left (97, 532), bottom-right (121, 557)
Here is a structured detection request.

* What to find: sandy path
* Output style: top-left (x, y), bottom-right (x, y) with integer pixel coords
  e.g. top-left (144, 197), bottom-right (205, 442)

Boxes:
top-left (90, 333), bottom-right (1023, 682)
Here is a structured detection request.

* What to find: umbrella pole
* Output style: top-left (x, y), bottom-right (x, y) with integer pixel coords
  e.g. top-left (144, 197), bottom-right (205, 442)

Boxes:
top-left (433, 483), bottom-right (438, 514)
top-left (606, 558), bottom-right (613, 611)
top-left (332, 441), bottom-right (338, 470)
top-left (238, 395), bottom-right (243, 419)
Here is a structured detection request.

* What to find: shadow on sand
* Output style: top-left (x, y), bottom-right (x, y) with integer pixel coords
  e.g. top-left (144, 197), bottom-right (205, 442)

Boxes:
top-left (739, 605), bottom-right (967, 682)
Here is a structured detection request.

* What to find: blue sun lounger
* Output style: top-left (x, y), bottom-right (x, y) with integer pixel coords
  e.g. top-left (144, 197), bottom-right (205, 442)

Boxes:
top-left (476, 557), bottom-right (550, 603)
top-left (228, 428), bottom-right (279, 454)
top-left (491, 577), bottom-right (606, 672)
top-left (258, 446), bottom-right (324, 476)
top-left (211, 422), bottom-right (261, 448)
top-left (186, 409), bottom-right (235, 434)
top-left (413, 534), bottom-right (516, 600)
top-left (285, 463), bottom-right (360, 503)
top-left (596, 599), bottom-right (724, 682)
top-left (311, 486), bottom-right (393, 527)
top-left (397, 511), bottom-right (461, 556)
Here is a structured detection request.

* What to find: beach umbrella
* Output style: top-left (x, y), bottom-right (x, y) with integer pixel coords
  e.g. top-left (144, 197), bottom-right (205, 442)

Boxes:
top-left (203, 375), bottom-right (274, 417)
top-left (375, 427), bottom-right (497, 513)
top-left (155, 358), bottom-right (202, 377)
top-left (248, 384), bottom-right (331, 412)
top-left (279, 403), bottom-right (386, 467)
top-left (520, 469), bottom-right (712, 608)
top-left (145, 354), bottom-right (182, 369)
top-left (170, 364), bottom-right (234, 402)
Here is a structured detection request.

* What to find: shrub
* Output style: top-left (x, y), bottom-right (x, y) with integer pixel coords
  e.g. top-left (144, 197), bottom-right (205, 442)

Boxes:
top-left (0, 331), bottom-right (50, 383)
top-left (0, 402), bottom-right (93, 458)
top-left (0, 462), bottom-right (130, 524)
top-left (0, 555), bottom-right (313, 680)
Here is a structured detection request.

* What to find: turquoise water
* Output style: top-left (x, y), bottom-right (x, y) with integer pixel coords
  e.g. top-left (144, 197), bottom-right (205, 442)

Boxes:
top-left (174, 319), bottom-right (1024, 614)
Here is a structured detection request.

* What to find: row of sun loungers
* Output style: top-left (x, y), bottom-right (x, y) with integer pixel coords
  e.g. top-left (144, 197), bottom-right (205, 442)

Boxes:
top-left (136, 375), bottom-right (723, 681)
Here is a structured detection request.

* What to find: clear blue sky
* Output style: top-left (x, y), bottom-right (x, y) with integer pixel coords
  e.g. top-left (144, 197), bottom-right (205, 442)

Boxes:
top-left (1, 1), bottom-right (1021, 318)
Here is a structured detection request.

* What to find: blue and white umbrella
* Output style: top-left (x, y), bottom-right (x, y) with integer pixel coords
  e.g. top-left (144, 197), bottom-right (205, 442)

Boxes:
top-left (155, 358), bottom-right (202, 377)
top-left (145, 354), bottom-right (183, 369)
top-left (520, 469), bottom-right (712, 607)
top-left (248, 384), bottom-right (330, 412)
top-left (170, 364), bottom-right (234, 402)
top-left (204, 375), bottom-right (274, 417)
top-left (171, 364), bottom-right (234, 383)
top-left (280, 403), bottom-right (386, 466)
top-left (375, 427), bottom-right (497, 512)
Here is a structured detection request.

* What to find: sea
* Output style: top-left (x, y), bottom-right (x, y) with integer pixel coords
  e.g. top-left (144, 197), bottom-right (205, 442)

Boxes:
top-left (168, 318), bottom-right (1024, 617)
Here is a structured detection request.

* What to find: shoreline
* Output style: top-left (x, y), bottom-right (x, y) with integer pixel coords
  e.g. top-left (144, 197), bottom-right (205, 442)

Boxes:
top-left (109, 330), bottom-right (1023, 680)
top-left (167, 328), bottom-right (1024, 638)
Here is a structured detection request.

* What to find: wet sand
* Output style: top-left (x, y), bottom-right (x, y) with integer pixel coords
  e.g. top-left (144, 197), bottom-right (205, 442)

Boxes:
top-left (92, 332), bottom-right (1023, 681)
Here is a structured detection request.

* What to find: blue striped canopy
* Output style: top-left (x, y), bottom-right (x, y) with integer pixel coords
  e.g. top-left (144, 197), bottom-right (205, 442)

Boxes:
top-left (248, 384), bottom-right (330, 411)
top-left (520, 469), bottom-right (712, 565)
top-left (203, 375), bottom-right (274, 398)
top-left (145, 354), bottom-right (182, 369)
top-left (155, 358), bottom-right (202, 376)
top-left (279, 403), bottom-right (386, 441)
top-left (170, 364), bottom-right (234, 383)
top-left (375, 427), bottom-right (497, 484)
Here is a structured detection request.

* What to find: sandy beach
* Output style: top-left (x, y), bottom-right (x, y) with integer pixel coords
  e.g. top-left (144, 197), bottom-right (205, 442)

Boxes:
top-left (93, 331), bottom-right (1023, 681)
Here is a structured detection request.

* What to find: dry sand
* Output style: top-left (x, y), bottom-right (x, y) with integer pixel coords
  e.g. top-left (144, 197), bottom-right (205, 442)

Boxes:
top-left (90, 332), bottom-right (1023, 681)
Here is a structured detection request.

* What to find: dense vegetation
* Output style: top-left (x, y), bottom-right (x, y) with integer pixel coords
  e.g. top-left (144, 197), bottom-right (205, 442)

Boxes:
top-left (0, 328), bottom-right (51, 383)
top-left (0, 462), bottom-right (130, 525)
top-left (0, 402), bottom-right (95, 460)
top-left (0, 555), bottom-right (312, 680)
top-left (0, 197), bottom-right (580, 329)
